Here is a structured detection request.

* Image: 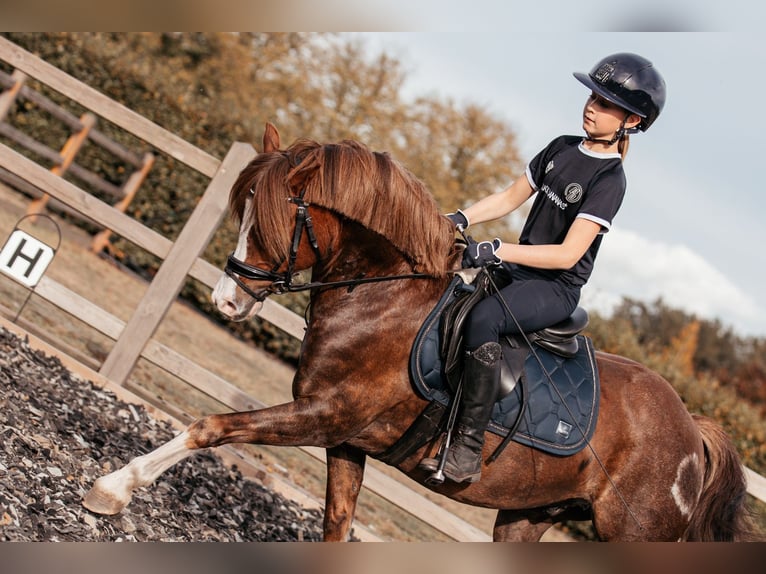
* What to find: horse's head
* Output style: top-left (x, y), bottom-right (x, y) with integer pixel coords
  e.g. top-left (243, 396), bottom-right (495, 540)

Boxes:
top-left (213, 122), bottom-right (454, 321)
top-left (212, 123), bottom-right (325, 320)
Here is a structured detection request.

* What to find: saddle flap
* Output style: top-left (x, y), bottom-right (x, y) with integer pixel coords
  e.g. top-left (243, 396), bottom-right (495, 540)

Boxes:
top-left (440, 271), bottom-right (492, 391)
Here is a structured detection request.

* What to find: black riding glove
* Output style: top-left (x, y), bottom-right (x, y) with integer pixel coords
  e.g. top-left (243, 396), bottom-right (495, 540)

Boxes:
top-left (462, 237), bottom-right (503, 268)
top-left (446, 209), bottom-right (470, 232)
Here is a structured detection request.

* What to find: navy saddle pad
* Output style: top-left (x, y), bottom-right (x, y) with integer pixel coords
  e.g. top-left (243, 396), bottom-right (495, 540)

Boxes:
top-left (410, 276), bottom-right (600, 456)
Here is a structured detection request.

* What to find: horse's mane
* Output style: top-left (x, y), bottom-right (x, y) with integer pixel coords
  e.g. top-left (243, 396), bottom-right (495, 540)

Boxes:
top-left (230, 138), bottom-right (454, 277)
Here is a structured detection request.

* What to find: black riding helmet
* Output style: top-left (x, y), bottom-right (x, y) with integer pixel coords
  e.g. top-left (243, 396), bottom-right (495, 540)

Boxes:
top-left (574, 52), bottom-right (666, 132)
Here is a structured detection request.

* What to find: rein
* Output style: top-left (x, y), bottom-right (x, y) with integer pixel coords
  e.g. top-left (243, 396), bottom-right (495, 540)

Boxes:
top-left (226, 253), bottom-right (432, 300)
top-left (225, 190), bottom-right (432, 302)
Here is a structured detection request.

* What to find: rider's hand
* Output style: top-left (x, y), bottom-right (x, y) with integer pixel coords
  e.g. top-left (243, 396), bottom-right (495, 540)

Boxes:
top-left (462, 237), bottom-right (503, 268)
top-left (446, 209), bottom-right (469, 232)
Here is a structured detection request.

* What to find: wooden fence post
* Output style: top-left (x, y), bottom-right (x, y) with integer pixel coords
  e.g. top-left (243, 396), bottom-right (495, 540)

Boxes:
top-left (0, 69), bottom-right (26, 121)
top-left (90, 151), bottom-right (155, 254)
top-left (98, 142), bottom-right (256, 386)
top-left (26, 111), bottom-right (96, 219)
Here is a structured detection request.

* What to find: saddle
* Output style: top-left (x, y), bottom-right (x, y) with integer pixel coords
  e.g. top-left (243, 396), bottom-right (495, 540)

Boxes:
top-left (439, 269), bottom-right (589, 397)
top-left (375, 270), bottom-right (600, 466)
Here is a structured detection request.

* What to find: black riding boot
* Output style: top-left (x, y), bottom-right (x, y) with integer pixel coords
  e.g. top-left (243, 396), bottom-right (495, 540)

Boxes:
top-left (442, 341), bottom-right (501, 484)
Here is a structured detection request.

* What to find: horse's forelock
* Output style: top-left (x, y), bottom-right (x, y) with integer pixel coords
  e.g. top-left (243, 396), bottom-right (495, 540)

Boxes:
top-left (229, 151), bottom-right (296, 264)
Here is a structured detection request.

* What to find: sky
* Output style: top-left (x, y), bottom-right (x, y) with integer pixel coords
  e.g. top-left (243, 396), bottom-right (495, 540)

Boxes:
top-left (350, 30), bottom-right (766, 338)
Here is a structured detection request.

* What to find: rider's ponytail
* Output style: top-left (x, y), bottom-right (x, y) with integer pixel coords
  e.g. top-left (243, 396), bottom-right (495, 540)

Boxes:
top-left (618, 133), bottom-right (630, 161)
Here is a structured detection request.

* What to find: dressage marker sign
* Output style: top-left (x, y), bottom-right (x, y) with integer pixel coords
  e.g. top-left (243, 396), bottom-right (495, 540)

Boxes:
top-left (0, 229), bottom-right (55, 287)
top-left (0, 215), bottom-right (60, 322)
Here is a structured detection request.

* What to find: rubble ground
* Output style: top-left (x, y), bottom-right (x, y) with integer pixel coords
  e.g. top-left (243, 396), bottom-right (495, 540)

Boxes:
top-left (0, 326), bottom-right (331, 542)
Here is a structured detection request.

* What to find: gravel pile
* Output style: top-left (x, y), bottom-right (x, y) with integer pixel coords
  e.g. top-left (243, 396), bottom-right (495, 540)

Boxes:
top-left (0, 326), bottom-right (329, 541)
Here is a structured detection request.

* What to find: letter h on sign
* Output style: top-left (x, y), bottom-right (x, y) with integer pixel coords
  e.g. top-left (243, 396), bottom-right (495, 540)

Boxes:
top-left (0, 230), bottom-right (55, 287)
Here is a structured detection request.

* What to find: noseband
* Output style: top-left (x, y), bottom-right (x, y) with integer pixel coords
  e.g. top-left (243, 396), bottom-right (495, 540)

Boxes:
top-left (225, 189), bottom-right (431, 302)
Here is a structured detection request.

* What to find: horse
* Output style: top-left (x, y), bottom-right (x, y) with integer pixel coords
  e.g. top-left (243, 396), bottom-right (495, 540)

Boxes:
top-left (83, 123), bottom-right (758, 541)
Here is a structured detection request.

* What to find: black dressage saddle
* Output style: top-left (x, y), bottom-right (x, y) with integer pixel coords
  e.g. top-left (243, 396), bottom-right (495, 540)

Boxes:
top-left (375, 270), bottom-right (600, 466)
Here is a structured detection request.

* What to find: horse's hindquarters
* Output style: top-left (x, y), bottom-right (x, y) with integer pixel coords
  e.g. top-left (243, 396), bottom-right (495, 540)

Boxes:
top-left (585, 356), bottom-right (707, 540)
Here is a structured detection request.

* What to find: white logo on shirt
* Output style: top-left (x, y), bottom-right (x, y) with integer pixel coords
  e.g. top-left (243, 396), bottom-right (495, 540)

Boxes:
top-left (545, 161), bottom-right (554, 174)
top-left (564, 183), bottom-right (583, 203)
top-left (541, 184), bottom-right (568, 210)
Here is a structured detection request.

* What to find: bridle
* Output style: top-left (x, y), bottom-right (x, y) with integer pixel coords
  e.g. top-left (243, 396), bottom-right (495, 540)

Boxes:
top-left (224, 187), bottom-right (432, 303)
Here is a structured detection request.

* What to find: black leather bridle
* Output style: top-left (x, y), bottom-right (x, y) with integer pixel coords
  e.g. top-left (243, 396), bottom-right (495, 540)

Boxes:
top-left (224, 189), bottom-right (432, 302)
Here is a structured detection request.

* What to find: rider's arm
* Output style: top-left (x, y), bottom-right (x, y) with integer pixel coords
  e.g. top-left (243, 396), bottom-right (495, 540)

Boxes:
top-left (495, 218), bottom-right (602, 270)
top-left (461, 176), bottom-right (535, 227)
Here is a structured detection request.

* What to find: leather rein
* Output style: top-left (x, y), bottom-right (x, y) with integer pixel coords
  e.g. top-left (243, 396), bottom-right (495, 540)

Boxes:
top-left (224, 188), bottom-right (432, 302)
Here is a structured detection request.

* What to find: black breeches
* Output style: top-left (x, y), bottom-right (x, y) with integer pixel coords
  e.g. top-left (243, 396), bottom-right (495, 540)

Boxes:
top-left (463, 271), bottom-right (580, 351)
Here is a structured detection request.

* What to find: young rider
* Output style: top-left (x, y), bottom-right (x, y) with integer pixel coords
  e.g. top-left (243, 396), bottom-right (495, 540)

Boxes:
top-left (434, 53), bottom-right (666, 484)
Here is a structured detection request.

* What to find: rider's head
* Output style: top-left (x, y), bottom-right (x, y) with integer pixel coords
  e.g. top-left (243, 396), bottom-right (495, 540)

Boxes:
top-left (574, 52), bottom-right (666, 133)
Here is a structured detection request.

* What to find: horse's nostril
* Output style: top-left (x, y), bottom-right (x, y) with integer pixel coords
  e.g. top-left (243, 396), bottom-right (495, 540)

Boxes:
top-left (217, 300), bottom-right (238, 316)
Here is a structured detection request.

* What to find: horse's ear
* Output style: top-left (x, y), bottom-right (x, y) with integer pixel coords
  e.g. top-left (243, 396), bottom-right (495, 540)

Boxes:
top-left (263, 122), bottom-right (280, 153)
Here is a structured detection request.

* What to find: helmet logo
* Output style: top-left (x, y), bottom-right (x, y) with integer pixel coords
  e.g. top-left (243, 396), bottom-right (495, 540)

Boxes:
top-left (564, 183), bottom-right (583, 203)
top-left (593, 62), bottom-right (615, 84)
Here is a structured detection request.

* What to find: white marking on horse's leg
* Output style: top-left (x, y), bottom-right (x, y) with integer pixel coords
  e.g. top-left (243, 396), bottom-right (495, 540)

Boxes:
top-left (670, 452), bottom-right (702, 518)
top-left (82, 431), bottom-right (194, 515)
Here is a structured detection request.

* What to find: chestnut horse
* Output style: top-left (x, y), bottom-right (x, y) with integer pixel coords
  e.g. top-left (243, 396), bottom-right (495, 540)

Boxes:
top-left (83, 123), bottom-right (758, 541)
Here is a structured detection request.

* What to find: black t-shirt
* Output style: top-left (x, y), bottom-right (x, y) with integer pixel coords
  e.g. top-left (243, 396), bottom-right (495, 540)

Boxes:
top-left (521, 135), bottom-right (626, 286)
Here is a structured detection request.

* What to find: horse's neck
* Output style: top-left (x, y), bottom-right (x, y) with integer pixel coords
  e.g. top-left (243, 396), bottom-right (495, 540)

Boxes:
top-left (306, 221), bottom-right (448, 320)
top-left (317, 221), bottom-right (413, 282)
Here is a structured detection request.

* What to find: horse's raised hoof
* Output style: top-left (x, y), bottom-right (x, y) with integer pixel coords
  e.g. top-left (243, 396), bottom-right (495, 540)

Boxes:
top-left (82, 477), bottom-right (131, 515)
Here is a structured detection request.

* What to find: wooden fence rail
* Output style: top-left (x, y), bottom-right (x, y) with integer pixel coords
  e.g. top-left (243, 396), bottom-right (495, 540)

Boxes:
top-left (0, 36), bottom-right (763, 542)
top-left (0, 69), bottom-right (146, 168)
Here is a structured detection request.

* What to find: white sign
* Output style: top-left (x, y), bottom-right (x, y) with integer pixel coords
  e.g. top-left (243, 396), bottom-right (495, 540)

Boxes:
top-left (0, 230), bottom-right (55, 287)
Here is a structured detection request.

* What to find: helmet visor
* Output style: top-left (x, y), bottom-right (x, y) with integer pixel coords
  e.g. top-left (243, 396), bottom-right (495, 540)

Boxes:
top-left (573, 72), bottom-right (647, 118)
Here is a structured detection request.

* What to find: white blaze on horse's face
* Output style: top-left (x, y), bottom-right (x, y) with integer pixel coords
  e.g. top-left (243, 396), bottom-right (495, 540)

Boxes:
top-left (212, 196), bottom-right (263, 321)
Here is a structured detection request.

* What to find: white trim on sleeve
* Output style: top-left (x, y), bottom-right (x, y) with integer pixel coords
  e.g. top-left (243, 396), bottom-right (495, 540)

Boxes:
top-left (577, 212), bottom-right (611, 233)
top-left (525, 165), bottom-right (539, 191)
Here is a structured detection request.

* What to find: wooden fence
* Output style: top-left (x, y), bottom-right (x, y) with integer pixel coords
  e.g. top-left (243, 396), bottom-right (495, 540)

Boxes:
top-left (0, 37), bottom-right (763, 541)
top-left (0, 36), bottom-right (494, 542)
top-left (0, 67), bottom-right (154, 254)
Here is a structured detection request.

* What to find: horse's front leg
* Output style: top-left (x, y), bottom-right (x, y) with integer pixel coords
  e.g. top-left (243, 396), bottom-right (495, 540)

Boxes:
top-left (83, 399), bottom-right (355, 516)
top-left (82, 429), bottom-right (195, 515)
top-left (323, 444), bottom-right (366, 541)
